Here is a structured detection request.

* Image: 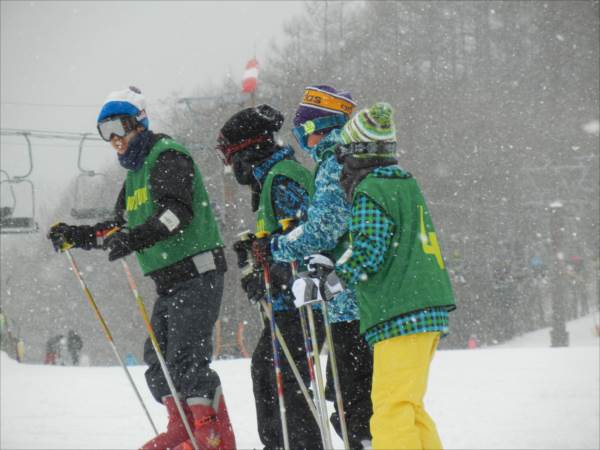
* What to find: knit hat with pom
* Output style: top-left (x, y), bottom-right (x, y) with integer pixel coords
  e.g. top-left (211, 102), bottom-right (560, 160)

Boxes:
top-left (339, 102), bottom-right (396, 144)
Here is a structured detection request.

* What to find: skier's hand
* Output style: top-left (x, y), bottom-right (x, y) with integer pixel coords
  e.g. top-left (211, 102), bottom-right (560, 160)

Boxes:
top-left (292, 275), bottom-right (322, 308)
top-left (252, 237), bottom-right (272, 265)
top-left (47, 222), bottom-right (95, 252)
top-left (103, 230), bottom-right (134, 261)
top-left (241, 270), bottom-right (264, 304)
top-left (233, 233), bottom-right (255, 268)
top-left (305, 254), bottom-right (335, 275)
top-left (321, 271), bottom-right (344, 300)
top-left (302, 254), bottom-right (345, 301)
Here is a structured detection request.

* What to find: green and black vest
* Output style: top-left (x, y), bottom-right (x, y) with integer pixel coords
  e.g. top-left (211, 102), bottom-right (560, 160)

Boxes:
top-left (125, 138), bottom-right (223, 275)
top-left (255, 159), bottom-right (315, 235)
top-left (351, 172), bottom-right (456, 333)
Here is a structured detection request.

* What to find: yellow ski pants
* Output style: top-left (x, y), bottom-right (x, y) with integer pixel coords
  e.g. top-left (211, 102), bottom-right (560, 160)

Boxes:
top-left (371, 332), bottom-right (442, 450)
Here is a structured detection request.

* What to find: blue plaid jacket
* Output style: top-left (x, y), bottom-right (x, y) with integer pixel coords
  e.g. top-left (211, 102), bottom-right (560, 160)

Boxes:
top-left (336, 166), bottom-right (449, 346)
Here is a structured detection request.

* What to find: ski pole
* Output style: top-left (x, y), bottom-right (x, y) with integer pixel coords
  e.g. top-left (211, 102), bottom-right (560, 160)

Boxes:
top-left (256, 230), bottom-right (290, 450)
top-left (257, 299), bottom-right (320, 423)
top-left (279, 219), bottom-right (332, 449)
top-left (119, 258), bottom-right (199, 450)
top-left (319, 295), bottom-right (350, 449)
top-left (237, 230), bottom-right (320, 422)
top-left (302, 286), bottom-right (334, 449)
top-left (60, 247), bottom-right (158, 436)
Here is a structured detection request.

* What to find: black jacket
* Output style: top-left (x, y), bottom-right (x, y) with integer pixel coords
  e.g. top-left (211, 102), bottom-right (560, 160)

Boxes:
top-left (95, 132), bottom-right (226, 294)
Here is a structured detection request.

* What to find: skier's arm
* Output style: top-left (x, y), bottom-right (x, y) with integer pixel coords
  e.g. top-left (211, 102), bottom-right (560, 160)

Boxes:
top-left (269, 175), bottom-right (310, 295)
top-left (123, 150), bottom-right (196, 250)
top-left (335, 194), bottom-right (395, 286)
top-left (271, 156), bottom-right (351, 262)
top-left (271, 175), bottom-right (310, 225)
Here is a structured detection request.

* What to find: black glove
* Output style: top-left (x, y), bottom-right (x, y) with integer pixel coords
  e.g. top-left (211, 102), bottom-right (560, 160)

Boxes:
top-left (47, 222), bottom-right (96, 252)
top-left (233, 233), bottom-right (255, 268)
top-left (251, 237), bottom-right (272, 265)
top-left (241, 270), bottom-right (264, 304)
top-left (103, 230), bottom-right (135, 261)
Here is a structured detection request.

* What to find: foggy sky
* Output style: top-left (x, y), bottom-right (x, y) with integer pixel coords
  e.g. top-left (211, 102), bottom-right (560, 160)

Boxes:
top-left (0, 1), bottom-right (305, 212)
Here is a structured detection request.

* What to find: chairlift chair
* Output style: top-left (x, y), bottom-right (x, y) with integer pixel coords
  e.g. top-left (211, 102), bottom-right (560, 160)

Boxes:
top-left (0, 133), bottom-right (39, 234)
top-left (69, 133), bottom-right (113, 221)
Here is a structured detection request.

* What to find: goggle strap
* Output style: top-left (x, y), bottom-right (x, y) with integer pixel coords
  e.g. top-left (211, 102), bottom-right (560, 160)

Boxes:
top-left (221, 135), bottom-right (271, 164)
top-left (337, 141), bottom-right (397, 158)
top-left (302, 114), bottom-right (347, 135)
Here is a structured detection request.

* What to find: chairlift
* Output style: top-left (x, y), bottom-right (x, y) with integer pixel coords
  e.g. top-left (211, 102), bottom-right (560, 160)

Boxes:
top-left (69, 133), bottom-right (113, 220)
top-left (0, 132), bottom-right (39, 234)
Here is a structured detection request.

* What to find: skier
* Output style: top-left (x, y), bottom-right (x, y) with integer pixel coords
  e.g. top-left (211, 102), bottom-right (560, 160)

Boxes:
top-left (302, 102), bottom-right (456, 449)
top-left (67, 329), bottom-right (83, 366)
top-left (216, 104), bottom-right (324, 450)
top-left (44, 334), bottom-right (67, 365)
top-left (250, 85), bottom-right (374, 449)
top-left (47, 87), bottom-right (236, 450)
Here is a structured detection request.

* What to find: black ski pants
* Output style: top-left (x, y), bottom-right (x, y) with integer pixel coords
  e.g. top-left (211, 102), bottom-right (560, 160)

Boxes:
top-left (326, 320), bottom-right (374, 449)
top-left (144, 271), bottom-right (223, 403)
top-left (251, 309), bottom-right (324, 450)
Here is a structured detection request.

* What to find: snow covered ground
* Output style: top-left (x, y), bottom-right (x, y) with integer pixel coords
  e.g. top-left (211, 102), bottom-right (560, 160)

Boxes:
top-left (1, 313), bottom-right (599, 450)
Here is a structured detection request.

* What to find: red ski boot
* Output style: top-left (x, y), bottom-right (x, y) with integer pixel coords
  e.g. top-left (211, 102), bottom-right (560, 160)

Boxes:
top-left (173, 389), bottom-right (236, 450)
top-left (213, 388), bottom-right (236, 450)
top-left (141, 395), bottom-right (194, 450)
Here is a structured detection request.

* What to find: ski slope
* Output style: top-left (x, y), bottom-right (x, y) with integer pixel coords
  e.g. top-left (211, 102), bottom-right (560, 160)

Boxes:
top-left (1, 314), bottom-right (599, 450)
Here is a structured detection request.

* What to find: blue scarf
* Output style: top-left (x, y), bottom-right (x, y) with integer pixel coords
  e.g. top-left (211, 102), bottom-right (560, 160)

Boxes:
top-left (252, 146), bottom-right (294, 183)
top-left (118, 130), bottom-right (153, 171)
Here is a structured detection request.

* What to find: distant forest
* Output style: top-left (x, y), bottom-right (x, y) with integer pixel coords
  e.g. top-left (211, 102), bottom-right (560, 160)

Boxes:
top-left (2, 1), bottom-right (598, 363)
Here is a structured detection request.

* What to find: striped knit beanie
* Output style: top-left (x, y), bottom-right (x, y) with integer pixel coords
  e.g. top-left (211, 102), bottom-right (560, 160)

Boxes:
top-left (339, 102), bottom-right (396, 144)
top-left (293, 85), bottom-right (356, 128)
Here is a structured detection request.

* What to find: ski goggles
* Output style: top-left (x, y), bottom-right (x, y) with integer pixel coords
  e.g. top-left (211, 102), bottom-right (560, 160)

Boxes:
top-left (97, 115), bottom-right (138, 142)
top-left (292, 114), bottom-right (348, 152)
top-left (215, 132), bottom-right (271, 165)
top-left (335, 141), bottom-right (397, 161)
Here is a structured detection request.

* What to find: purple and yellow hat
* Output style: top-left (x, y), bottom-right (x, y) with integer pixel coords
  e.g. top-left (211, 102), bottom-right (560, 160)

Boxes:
top-left (293, 85), bottom-right (356, 128)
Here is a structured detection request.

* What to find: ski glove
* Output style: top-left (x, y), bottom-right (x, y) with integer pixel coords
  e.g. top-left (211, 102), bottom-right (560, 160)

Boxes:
top-left (305, 254), bottom-right (335, 275)
top-left (241, 270), bottom-right (264, 304)
top-left (292, 276), bottom-right (323, 308)
top-left (233, 234), bottom-right (255, 268)
top-left (103, 230), bottom-right (135, 261)
top-left (47, 222), bottom-right (97, 252)
top-left (292, 254), bottom-right (345, 307)
top-left (240, 263), bottom-right (293, 305)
